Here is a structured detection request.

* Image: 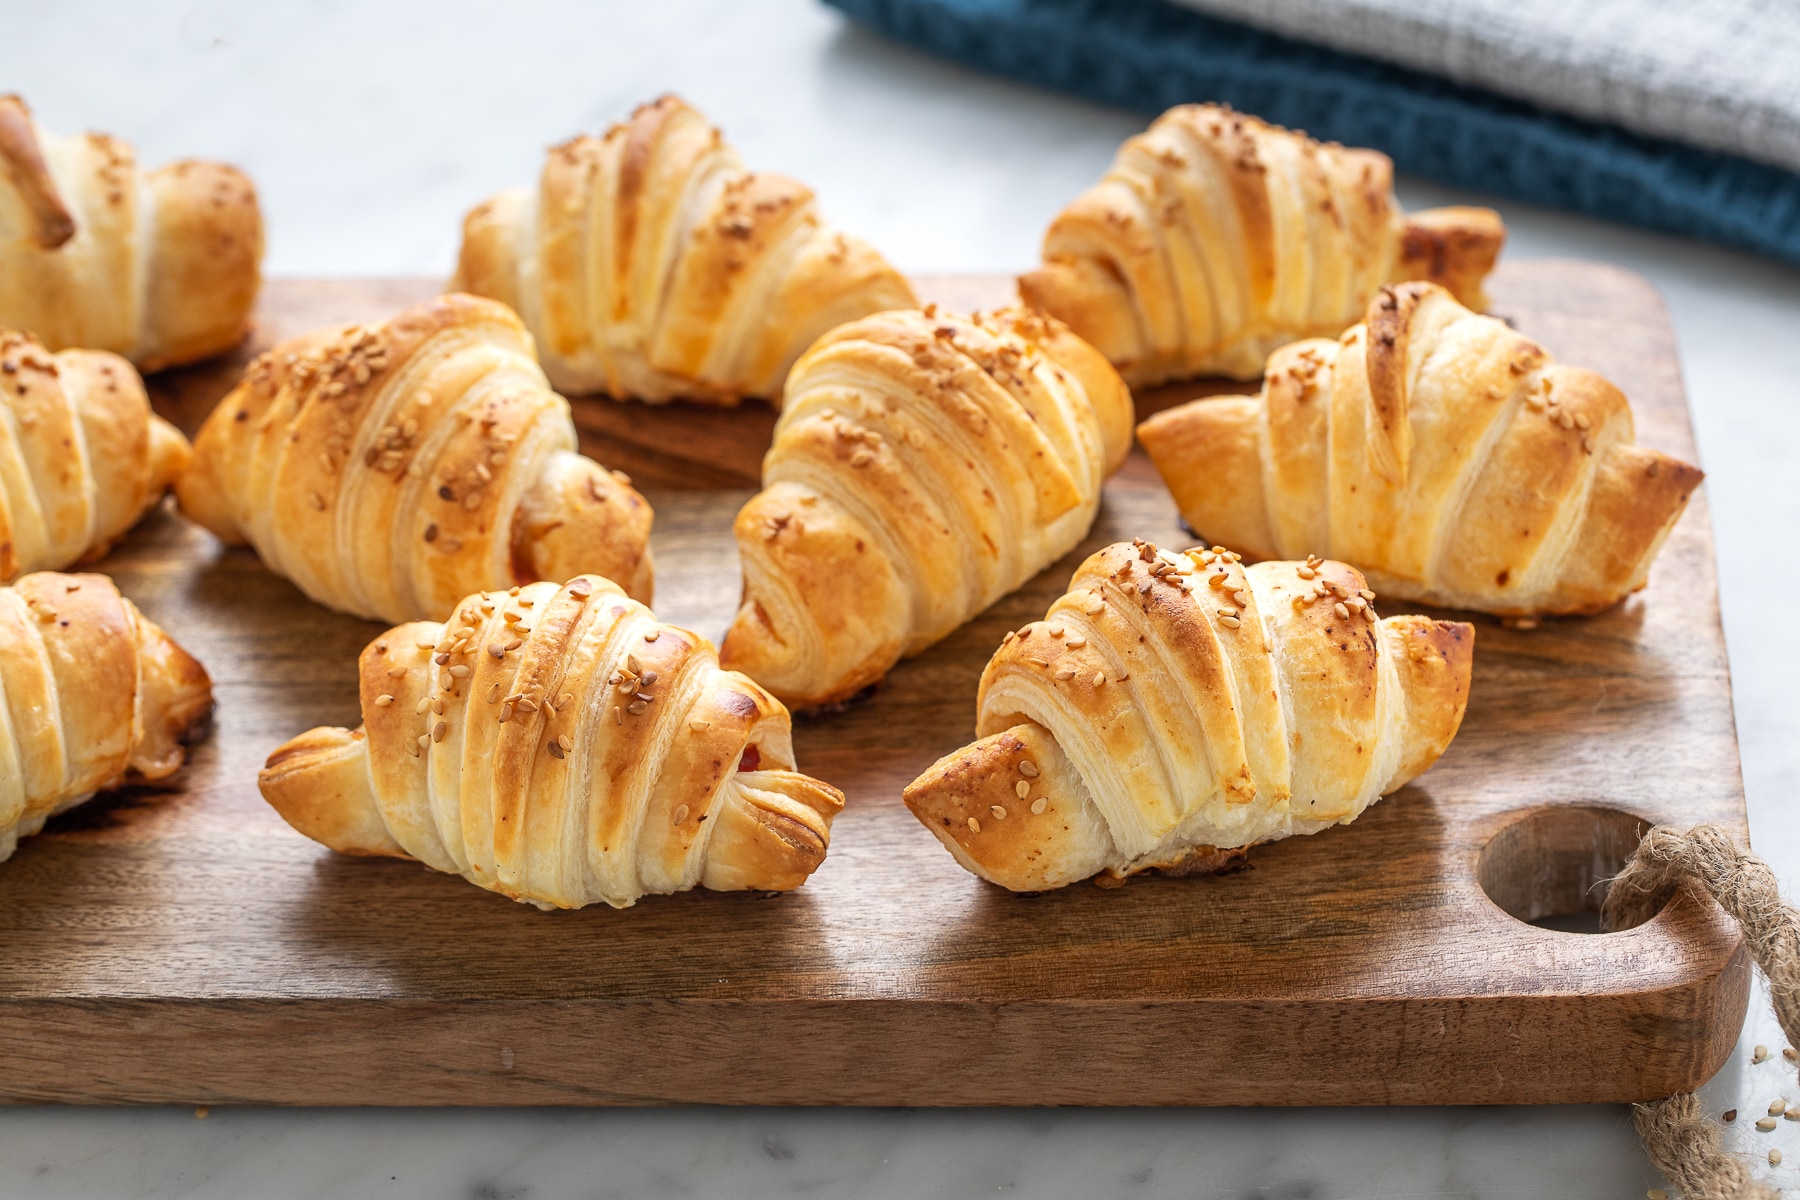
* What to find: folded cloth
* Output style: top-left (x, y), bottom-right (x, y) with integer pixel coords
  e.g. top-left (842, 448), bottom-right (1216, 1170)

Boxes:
top-left (1175, 0), bottom-right (1800, 175)
top-left (824, 0), bottom-right (1800, 265)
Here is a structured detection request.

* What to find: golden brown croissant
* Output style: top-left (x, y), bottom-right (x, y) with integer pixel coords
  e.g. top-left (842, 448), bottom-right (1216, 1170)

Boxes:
top-left (1019, 103), bottom-right (1504, 386)
top-left (0, 571), bottom-right (212, 863)
top-left (176, 293), bottom-right (653, 624)
top-left (259, 574), bottom-right (845, 909)
top-left (0, 95), bottom-right (262, 371)
top-left (904, 541), bottom-right (1473, 891)
top-left (453, 94), bottom-right (917, 404)
top-left (718, 306), bottom-right (1133, 709)
top-left (1138, 282), bottom-right (1705, 616)
top-left (0, 327), bottom-right (191, 581)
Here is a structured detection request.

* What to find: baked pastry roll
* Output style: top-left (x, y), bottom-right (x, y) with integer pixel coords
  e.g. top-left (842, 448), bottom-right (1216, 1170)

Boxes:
top-left (1019, 103), bottom-right (1504, 385)
top-left (904, 541), bottom-right (1473, 891)
top-left (1137, 282), bottom-right (1704, 616)
top-left (453, 93), bottom-right (916, 404)
top-left (0, 94), bottom-right (262, 370)
top-left (0, 571), bottom-right (212, 863)
top-left (259, 574), bottom-right (845, 909)
top-left (719, 306), bottom-right (1133, 709)
top-left (0, 328), bottom-right (191, 580)
top-left (176, 293), bottom-right (653, 624)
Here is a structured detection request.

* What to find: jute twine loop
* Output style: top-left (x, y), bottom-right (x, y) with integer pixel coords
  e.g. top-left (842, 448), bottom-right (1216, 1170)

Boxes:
top-left (1603, 824), bottom-right (1800, 1199)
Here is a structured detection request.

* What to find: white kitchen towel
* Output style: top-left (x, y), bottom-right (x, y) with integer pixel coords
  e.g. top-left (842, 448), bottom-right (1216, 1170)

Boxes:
top-left (1172, 0), bottom-right (1800, 173)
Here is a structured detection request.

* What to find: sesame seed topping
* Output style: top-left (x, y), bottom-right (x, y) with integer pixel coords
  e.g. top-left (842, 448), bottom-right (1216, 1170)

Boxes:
top-left (990, 805), bottom-right (1007, 820)
top-left (417, 734), bottom-right (430, 750)
top-left (1019, 761), bottom-right (1039, 778)
top-left (1065, 635), bottom-right (1086, 648)
top-left (644, 630), bottom-right (659, 642)
top-left (486, 684), bottom-right (501, 704)
top-left (557, 734), bottom-right (573, 753)
top-left (673, 804), bottom-right (690, 826)
top-left (627, 700), bottom-right (648, 715)
top-left (498, 703), bottom-right (513, 723)
top-left (613, 706), bottom-right (623, 725)
top-left (431, 699), bottom-right (445, 716)
top-left (432, 721), bottom-right (447, 743)
top-left (690, 719), bottom-right (710, 732)
top-left (1758, 1117), bottom-right (1778, 1132)
top-left (1092, 672), bottom-right (1106, 687)
top-left (1334, 602), bottom-right (1350, 619)
top-left (1054, 666), bottom-right (1075, 681)
top-left (1031, 797), bottom-right (1048, 815)
top-left (967, 817), bottom-right (981, 833)
top-left (516, 696), bottom-right (539, 713)
top-left (1029, 657), bottom-right (1050, 667)
top-left (1219, 614), bottom-right (1242, 629)
top-left (449, 665), bottom-right (471, 679)
top-left (1048, 625), bottom-right (1064, 638)
top-left (1014, 780), bottom-right (1030, 799)
top-left (557, 692), bottom-right (573, 709)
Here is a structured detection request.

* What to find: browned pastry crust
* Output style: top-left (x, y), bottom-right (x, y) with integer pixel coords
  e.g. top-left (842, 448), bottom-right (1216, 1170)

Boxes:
top-left (0, 571), bottom-right (212, 862)
top-left (1018, 103), bottom-right (1504, 385)
top-left (904, 541), bottom-right (1473, 891)
top-left (453, 94), bottom-right (918, 404)
top-left (176, 293), bottom-right (653, 624)
top-left (1137, 282), bottom-right (1704, 616)
top-left (719, 305), bottom-right (1133, 709)
top-left (0, 327), bottom-right (190, 581)
top-left (259, 575), bottom-right (845, 909)
top-left (0, 95), bottom-right (262, 370)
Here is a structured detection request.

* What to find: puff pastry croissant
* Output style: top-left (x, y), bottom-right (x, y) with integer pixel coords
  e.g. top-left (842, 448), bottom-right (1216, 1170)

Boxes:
top-left (719, 306), bottom-right (1134, 709)
top-left (1, 328), bottom-right (191, 581)
top-left (259, 574), bottom-right (846, 909)
top-left (176, 293), bottom-right (653, 624)
top-left (904, 541), bottom-right (1473, 891)
top-left (1138, 282), bottom-right (1705, 616)
top-left (453, 94), bottom-right (917, 404)
top-left (1019, 103), bottom-right (1505, 385)
top-left (0, 95), bottom-right (262, 371)
top-left (1, 571), bottom-right (213, 863)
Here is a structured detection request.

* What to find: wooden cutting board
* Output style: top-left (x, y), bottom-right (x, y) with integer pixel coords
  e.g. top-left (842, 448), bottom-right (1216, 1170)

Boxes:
top-left (0, 262), bottom-right (1748, 1107)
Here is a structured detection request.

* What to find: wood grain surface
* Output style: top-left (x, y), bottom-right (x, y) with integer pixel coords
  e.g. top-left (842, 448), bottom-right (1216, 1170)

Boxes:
top-left (0, 263), bottom-right (1749, 1106)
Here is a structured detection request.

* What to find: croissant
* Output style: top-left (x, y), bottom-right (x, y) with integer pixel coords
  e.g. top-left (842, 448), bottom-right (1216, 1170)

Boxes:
top-left (176, 293), bottom-right (653, 624)
top-left (259, 574), bottom-right (845, 909)
top-left (0, 571), bottom-right (213, 863)
top-left (0, 328), bottom-right (191, 581)
top-left (903, 541), bottom-right (1473, 891)
top-left (1018, 103), bottom-right (1505, 386)
top-left (453, 94), bottom-right (917, 404)
top-left (1137, 282), bottom-right (1705, 616)
top-left (718, 306), bottom-right (1134, 709)
top-left (0, 94), bottom-right (262, 371)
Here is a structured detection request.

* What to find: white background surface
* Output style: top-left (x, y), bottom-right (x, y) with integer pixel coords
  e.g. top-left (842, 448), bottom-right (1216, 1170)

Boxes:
top-left (5, 1), bottom-right (1800, 1196)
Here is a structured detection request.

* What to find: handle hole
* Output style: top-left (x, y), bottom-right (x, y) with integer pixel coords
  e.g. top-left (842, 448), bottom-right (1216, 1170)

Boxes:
top-left (1477, 806), bottom-right (1656, 934)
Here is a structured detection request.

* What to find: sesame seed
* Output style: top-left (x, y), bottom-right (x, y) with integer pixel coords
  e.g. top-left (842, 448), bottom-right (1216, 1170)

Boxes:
top-left (1334, 602), bottom-right (1350, 619)
top-left (1065, 635), bottom-right (1086, 648)
top-left (1756, 1045), bottom-right (1771, 1063)
top-left (690, 719), bottom-right (710, 732)
top-left (644, 630), bottom-right (659, 642)
top-left (557, 734), bottom-right (573, 753)
top-left (547, 741), bottom-right (565, 760)
top-left (434, 652), bottom-right (450, 666)
top-left (1772, 1150), bottom-right (1783, 1167)
top-left (1786, 1048), bottom-right (1798, 1062)
top-left (851, 449), bottom-right (874, 467)
top-left (627, 700), bottom-right (648, 715)
top-left (557, 692), bottom-right (573, 709)
top-left (415, 697), bottom-right (431, 715)
top-left (967, 817), bottom-right (981, 833)
top-left (432, 721), bottom-right (447, 743)
top-left (487, 684), bottom-right (501, 704)
top-left (1014, 781), bottom-right (1030, 799)
top-left (1296, 567), bottom-right (1314, 580)
top-left (1029, 657), bottom-right (1050, 667)
top-left (990, 805), bottom-right (1007, 820)
top-left (1054, 667), bottom-right (1075, 681)
top-left (1773, 1099), bottom-right (1788, 1116)
top-left (438, 671), bottom-right (453, 689)
top-left (407, 740), bottom-right (420, 757)
top-left (1219, 614), bottom-right (1242, 629)
top-left (613, 706), bottom-right (623, 725)
top-left (1019, 761), bottom-right (1039, 778)
top-left (308, 491), bottom-right (326, 511)
top-left (1048, 626), bottom-right (1064, 638)
top-left (1758, 1117), bottom-right (1778, 1132)
top-left (431, 699), bottom-right (445, 716)
top-left (1725, 1109), bottom-right (1738, 1122)
top-left (673, 804), bottom-right (690, 826)
top-left (417, 734), bottom-right (430, 750)
top-left (1092, 672), bottom-right (1105, 687)
top-left (641, 672), bottom-right (657, 687)
top-left (1030, 797), bottom-right (1048, 815)
top-left (374, 694), bottom-right (394, 707)
top-left (488, 643), bottom-right (505, 659)
top-left (517, 696), bottom-right (539, 713)
top-left (1647, 1191), bottom-right (1668, 1200)
top-left (498, 703), bottom-right (513, 723)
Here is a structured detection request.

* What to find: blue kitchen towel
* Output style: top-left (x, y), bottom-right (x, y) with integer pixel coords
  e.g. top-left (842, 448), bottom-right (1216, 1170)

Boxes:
top-left (823, 0), bottom-right (1800, 265)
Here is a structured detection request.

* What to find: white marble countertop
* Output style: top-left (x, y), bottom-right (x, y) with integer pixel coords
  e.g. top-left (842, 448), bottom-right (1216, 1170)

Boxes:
top-left (6, 1), bottom-right (1799, 1196)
